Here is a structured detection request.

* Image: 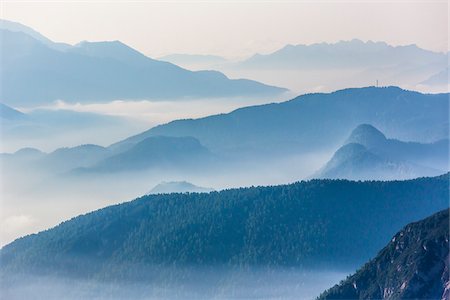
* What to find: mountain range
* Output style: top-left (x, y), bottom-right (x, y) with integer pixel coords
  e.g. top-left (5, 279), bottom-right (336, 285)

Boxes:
top-left (315, 124), bottom-right (448, 180)
top-left (113, 87), bottom-right (449, 158)
top-left (237, 40), bottom-right (446, 70)
top-left (318, 209), bottom-right (449, 300)
top-left (0, 20), bottom-right (286, 107)
top-left (1, 135), bottom-right (214, 176)
top-left (2, 87), bottom-right (447, 180)
top-left (166, 39), bottom-right (449, 94)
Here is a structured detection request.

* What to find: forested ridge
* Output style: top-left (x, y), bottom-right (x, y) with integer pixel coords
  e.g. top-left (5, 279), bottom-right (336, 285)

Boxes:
top-left (1, 174), bottom-right (448, 280)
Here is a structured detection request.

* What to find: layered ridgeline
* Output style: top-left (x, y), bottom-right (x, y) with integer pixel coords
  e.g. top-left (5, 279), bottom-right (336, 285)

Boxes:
top-left (0, 20), bottom-right (285, 106)
top-left (2, 136), bottom-right (215, 174)
top-left (113, 87), bottom-right (449, 158)
top-left (0, 102), bottom-right (144, 153)
top-left (315, 124), bottom-right (449, 180)
top-left (223, 39), bottom-right (449, 93)
top-left (318, 209), bottom-right (449, 300)
top-left (161, 40), bottom-right (449, 93)
top-left (2, 87), bottom-right (448, 178)
top-left (237, 40), bottom-right (446, 70)
top-left (1, 174), bottom-right (448, 281)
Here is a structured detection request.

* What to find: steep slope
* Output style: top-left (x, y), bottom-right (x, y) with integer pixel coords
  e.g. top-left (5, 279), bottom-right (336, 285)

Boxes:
top-left (1, 174), bottom-right (448, 280)
top-left (112, 87), bottom-right (449, 157)
top-left (315, 125), bottom-right (448, 180)
top-left (148, 181), bottom-right (214, 194)
top-left (0, 19), bottom-right (71, 51)
top-left (315, 143), bottom-right (408, 180)
top-left (346, 124), bottom-right (449, 169)
top-left (318, 209), bottom-right (449, 300)
top-left (1, 28), bottom-right (286, 106)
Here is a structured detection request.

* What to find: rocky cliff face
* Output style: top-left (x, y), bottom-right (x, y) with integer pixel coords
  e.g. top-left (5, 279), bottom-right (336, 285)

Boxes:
top-left (318, 209), bottom-right (449, 300)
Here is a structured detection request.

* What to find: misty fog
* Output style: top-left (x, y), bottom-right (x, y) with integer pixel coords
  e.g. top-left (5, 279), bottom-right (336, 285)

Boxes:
top-left (1, 94), bottom-right (293, 153)
top-left (3, 267), bottom-right (348, 300)
top-left (0, 149), bottom-right (333, 247)
top-left (218, 67), bottom-right (450, 96)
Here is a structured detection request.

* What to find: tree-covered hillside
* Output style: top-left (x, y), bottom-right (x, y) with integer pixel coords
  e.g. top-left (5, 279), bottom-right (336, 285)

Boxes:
top-left (1, 174), bottom-right (448, 280)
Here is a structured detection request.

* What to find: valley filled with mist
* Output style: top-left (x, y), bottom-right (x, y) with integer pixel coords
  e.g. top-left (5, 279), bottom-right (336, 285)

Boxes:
top-left (1, 4), bottom-right (449, 299)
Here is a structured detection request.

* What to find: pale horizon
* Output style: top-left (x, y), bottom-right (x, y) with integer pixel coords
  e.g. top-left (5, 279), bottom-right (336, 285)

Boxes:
top-left (1, 1), bottom-right (448, 59)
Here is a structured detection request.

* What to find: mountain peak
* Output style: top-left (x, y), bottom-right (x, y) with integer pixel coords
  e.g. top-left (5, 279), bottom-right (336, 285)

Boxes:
top-left (71, 40), bottom-right (156, 65)
top-left (346, 124), bottom-right (387, 149)
top-left (0, 19), bottom-right (71, 51)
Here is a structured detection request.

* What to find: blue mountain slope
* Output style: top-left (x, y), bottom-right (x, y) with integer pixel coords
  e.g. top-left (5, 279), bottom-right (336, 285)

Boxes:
top-left (0, 19), bottom-right (71, 51)
top-left (0, 103), bottom-right (26, 121)
top-left (83, 136), bottom-right (214, 173)
top-left (315, 124), bottom-right (448, 180)
top-left (0, 28), bottom-right (286, 106)
top-left (112, 87), bottom-right (449, 157)
top-left (1, 174), bottom-right (448, 281)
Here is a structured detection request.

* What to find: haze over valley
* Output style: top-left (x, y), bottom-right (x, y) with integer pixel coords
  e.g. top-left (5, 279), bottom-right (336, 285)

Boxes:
top-left (0, 2), bottom-right (449, 299)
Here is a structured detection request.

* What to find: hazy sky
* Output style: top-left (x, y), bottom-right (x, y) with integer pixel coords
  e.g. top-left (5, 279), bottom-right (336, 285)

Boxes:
top-left (1, 1), bottom-right (448, 58)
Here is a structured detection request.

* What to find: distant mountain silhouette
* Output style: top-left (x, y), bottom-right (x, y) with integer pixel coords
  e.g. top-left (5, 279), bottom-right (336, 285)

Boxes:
top-left (318, 209), bottom-right (449, 300)
top-left (315, 124), bottom-right (448, 180)
top-left (345, 124), bottom-right (387, 148)
top-left (83, 136), bottom-right (214, 173)
top-left (0, 105), bottom-right (134, 153)
top-left (1, 147), bottom-right (45, 165)
top-left (420, 67), bottom-right (449, 86)
top-left (236, 39), bottom-right (446, 70)
top-left (347, 124), bottom-right (449, 168)
top-left (112, 87), bottom-right (449, 158)
top-left (2, 134), bottom-right (215, 176)
top-left (0, 103), bottom-right (26, 121)
top-left (37, 144), bottom-right (112, 173)
top-left (212, 39), bottom-right (448, 94)
top-left (148, 181), bottom-right (214, 194)
top-left (0, 19), bottom-right (71, 51)
top-left (0, 24), bottom-right (286, 106)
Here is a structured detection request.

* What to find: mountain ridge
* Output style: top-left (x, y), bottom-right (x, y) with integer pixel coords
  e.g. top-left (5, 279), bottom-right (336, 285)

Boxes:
top-left (1, 174), bottom-right (448, 277)
top-left (318, 209), bottom-right (449, 300)
top-left (1, 23), bottom-right (286, 106)
top-left (315, 124), bottom-right (448, 180)
top-left (111, 86), bottom-right (449, 158)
